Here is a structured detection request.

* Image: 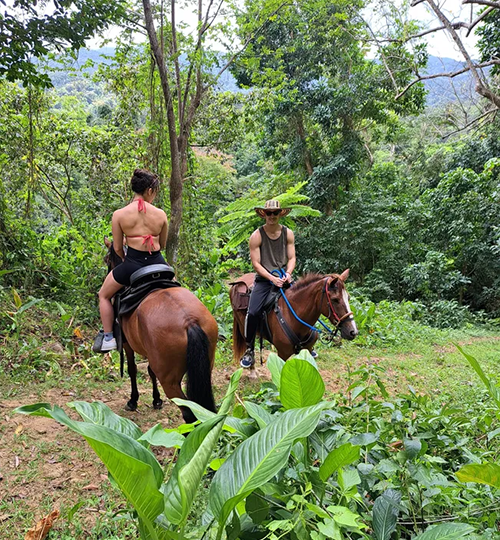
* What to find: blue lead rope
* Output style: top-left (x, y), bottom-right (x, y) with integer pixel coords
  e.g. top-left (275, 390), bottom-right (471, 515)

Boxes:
top-left (270, 269), bottom-right (334, 336)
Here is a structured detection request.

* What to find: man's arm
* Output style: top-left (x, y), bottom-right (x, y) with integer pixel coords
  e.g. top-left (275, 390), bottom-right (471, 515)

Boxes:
top-left (249, 230), bottom-right (284, 287)
top-left (159, 211), bottom-right (168, 250)
top-left (111, 212), bottom-right (125, 261)
top-left (285, 229), bottom-right (296, 282)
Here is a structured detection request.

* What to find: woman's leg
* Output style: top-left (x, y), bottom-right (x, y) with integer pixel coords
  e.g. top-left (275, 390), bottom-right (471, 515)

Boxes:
top-left (98, 272), bottom-right (124, 332)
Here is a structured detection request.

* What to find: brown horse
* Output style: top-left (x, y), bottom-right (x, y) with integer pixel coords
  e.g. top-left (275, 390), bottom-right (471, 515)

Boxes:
top-left (104, 240), bottom-right (218, 423)
top-left (230, 269), bottom-right (358, 374)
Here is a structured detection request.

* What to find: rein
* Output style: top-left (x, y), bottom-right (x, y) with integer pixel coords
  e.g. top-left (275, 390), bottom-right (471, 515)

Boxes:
top-left (272, 271), bottom-right (352, 343)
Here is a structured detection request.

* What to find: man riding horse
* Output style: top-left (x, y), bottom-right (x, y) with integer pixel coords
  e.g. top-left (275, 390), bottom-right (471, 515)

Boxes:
top-left (240, 199), bottom-right (298, 369)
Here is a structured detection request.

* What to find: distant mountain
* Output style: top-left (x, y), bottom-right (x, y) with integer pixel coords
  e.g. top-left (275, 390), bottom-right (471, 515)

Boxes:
top-left (423, 55), bottom-right (478, 107)
top-left (48, 48), bottom-right (479, 108)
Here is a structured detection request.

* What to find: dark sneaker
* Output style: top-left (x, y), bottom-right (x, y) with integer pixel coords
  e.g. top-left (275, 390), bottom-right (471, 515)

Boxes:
top-left (240, 348), bottom-right (255, 369)
top-left (92, 331), bottom-right (117, 353)
top-left (92, 330), bottom-right (104, 353)
top-left (310, 350), bottom-right (318, 359)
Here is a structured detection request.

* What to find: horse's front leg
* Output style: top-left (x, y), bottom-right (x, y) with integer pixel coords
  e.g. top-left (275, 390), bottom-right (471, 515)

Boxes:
top-left (148, 365), bottom-right (163, 410)
top-left (124, 343), bottom-right (139, 411)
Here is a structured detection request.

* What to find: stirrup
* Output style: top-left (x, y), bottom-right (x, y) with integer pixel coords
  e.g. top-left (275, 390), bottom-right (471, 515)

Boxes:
top-left (240, 348), bottom-right (255, 369)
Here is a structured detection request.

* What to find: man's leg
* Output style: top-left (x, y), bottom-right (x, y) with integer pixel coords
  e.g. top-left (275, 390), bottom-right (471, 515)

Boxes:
top-left (241, 280), bottom-right (270, 368)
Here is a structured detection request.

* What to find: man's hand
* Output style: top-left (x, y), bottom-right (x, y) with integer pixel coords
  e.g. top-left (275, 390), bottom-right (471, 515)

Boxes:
top-left (271, 275), bottom-right (285, 288)
top-left (285, 272), bottom-right (292, 283)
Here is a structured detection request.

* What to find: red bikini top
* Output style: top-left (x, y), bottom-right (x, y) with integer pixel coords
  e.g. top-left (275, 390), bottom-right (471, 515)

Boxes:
top-left (126, 199), bottom-right (157, 254)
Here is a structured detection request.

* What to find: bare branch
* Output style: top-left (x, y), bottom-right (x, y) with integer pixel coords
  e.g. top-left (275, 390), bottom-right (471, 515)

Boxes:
top-left (466, 6), bottom-right (495, 36)
top-left (359, 14), bottom-right (398, 92)
top-left (463, 0), bottom-right (500, 8)
top-left (442, 107), bottom-right (498, 139)
top-left (421, 0), bottom-right (500, 108)
top-left (396, 59), bottom-right (500, 99)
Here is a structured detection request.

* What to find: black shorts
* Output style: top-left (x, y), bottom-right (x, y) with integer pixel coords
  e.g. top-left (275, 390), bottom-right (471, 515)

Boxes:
top-left (112, 246), bottom-right (167, 286)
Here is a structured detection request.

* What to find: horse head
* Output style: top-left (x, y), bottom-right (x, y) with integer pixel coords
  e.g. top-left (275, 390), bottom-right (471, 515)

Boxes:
top-left (104, 236), bottom-right (124, 273)
top-left (322, 269), bottom-right (358, 340)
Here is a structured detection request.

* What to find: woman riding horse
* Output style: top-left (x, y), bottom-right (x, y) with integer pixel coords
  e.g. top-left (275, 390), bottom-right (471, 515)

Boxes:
top-left (96, 169), bottom-right (217, 423)
top-left (95, 169), bottom-right (168, 352)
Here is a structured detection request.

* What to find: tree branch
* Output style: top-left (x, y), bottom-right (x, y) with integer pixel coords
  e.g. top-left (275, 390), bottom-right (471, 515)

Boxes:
top-left (395, 59), bottom-right (500, 99)
top-left (463, 0), bottom-right (500, 8)
top-left (411, 0), bottom-right (500, 108)
top-left (465, 6), bottom-right (494, 36)
top-left (171, 0), bottom-right (183, 124)
top-left (359, 14), bottom-right (398, 92)
top-left (442, 107), bottom-right (498, 139)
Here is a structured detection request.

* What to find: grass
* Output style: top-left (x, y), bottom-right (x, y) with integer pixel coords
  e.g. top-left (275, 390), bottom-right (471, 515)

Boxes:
top-left (315, 326), bottom-right (499, 406)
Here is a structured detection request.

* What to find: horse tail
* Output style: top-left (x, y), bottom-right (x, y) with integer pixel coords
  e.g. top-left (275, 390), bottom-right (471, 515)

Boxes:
top-left (233, 311), bottom-right (247, 362)
top-left (186, 324), bottom-right (216, 413)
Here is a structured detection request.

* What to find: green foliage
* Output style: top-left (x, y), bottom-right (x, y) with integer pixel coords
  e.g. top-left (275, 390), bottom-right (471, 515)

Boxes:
top-left (0, 1), bottom-right (127, 87)
top-left (16, 352), bottom-right (500, 539)
top-left (218, 180), bottom-right (320, 250)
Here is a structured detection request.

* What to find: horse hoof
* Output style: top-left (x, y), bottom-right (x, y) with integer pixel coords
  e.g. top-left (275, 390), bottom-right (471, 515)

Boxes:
top-left (247, 370), bottom-right (259, 381)
top-left (153, 399), bottom-right (163, 410)
top-left (125, 401), bottom-right (137, 411)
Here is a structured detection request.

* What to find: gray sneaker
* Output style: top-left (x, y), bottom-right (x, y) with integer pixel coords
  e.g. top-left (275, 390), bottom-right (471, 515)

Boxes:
top-left (101, 337), bottom-right (117, 352)
top-left (240, 348), bottom-right (255, 369)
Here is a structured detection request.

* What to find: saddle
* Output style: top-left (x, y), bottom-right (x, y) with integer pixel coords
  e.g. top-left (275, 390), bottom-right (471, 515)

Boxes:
top-left (113, 264), bottom-right (181, 375)
top-left (231, 279), bottom-right (309, 355)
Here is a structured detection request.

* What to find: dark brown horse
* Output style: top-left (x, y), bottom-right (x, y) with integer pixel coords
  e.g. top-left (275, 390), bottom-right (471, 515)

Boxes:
top-left (105, 240), bottom-right (218, 423)
top-left (230, 270), bottom-right (358, 376)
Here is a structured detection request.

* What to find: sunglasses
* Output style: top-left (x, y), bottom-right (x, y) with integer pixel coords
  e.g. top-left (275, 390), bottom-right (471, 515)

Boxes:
top-left (265, 210), bottom-right (281, 216)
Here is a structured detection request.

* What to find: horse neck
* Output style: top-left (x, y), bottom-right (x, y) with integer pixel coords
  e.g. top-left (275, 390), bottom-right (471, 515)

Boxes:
top-left (285, 278), bottom-right (324, 325)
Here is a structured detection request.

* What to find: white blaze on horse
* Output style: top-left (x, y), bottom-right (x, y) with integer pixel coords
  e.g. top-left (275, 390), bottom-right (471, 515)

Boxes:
top-left (230, 269), bottom-right (358, 375)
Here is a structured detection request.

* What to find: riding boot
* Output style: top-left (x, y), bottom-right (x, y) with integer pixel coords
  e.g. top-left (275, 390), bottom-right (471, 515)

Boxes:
top-left (240, 345), bottom-right (255, 369)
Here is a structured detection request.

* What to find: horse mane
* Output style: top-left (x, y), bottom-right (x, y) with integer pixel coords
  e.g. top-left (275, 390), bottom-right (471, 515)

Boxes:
top-left (292, 273), bottom-right (342, 292)
top-left (104, 241), bottom-right (123, 269)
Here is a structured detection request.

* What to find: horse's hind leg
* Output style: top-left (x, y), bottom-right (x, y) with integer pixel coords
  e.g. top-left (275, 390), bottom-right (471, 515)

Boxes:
top-left (124, 343), bottom-right (139, 411)
top-left (148, 365), bottom-right (163, 410)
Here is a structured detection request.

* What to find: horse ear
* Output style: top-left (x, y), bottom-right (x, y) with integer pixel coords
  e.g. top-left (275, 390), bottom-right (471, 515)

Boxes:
top-left (340, 269), bottom-right (350, 282)
top-left (329, 276), bottom-right (339, 289)
top-left (104, 236), bottom-right (112, 248)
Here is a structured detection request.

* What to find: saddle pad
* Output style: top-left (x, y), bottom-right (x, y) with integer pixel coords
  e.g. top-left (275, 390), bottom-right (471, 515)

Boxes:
top-left (117, 279), bottom-right (181, 318)
top-left (232, 282), bottom-right (250, 311)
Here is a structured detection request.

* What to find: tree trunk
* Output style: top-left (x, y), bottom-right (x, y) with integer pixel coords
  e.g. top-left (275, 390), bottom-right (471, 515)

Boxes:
top-left (143, 0), bottom-right (184, 263)
top-left (296, 113), bottom-right (313, 176)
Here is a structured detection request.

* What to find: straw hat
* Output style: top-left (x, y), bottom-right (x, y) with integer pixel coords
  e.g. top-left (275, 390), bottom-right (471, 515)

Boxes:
top-left (254, 199), bottom-right (291, 218)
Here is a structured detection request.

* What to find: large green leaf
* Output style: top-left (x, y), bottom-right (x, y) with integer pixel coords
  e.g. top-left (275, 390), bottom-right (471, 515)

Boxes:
top-left (457, 345), bottom-right (500, 409)
top-left (267, 353), bottom-right (285, 389)
top-left (280, 358), bottom-right (325, 409)
top-left (139, 424), bottom-right (185, 449)
top-left (163, 415), bottom-right (225, 525)
top-left (68, 401), bottom-right (143, 441)
top-left (244, 401), bottom-right (274, 429)
top-left (319, 443), bottom-right (360, 481)
top-left (162, 369), bottom-right (242, 526)
top-left (172, 398), bottom-right (255, 438)
top-left (210, 402), bottom-right (331, 535)
top-left (15, 403), bottom-right (166, 539)
top-left (412, 523), bottom-right (475, 539)
top-left (456, 463), bottom-right (500, 488)
top-left (372, 489), bottom-right (401, 540)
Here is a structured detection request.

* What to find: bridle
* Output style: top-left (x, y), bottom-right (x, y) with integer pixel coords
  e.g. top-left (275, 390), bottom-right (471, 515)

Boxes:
top-left (321, 276), bottom-right (354, 332)
top-left (271, 272), bottom-right (354, 349)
